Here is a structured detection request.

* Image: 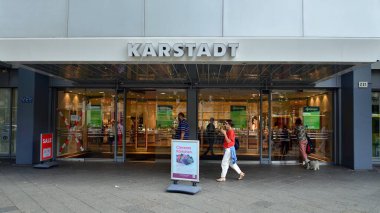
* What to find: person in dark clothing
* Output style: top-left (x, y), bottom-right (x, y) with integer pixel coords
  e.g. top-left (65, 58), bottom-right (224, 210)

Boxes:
top-left (175, 112), bottom-right (189, 140)
top-left (280, 125), bottom-right (290, 157)
top-left (203, 117), bottom-right (216, 156)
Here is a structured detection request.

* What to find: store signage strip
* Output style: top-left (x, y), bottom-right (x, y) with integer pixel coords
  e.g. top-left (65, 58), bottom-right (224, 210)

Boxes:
top-left (128, 43), bottom-right (239, 57)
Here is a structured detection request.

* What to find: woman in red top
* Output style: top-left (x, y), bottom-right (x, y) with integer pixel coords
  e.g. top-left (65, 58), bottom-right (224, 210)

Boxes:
top-left (216, 120), bottom-right (245, 182)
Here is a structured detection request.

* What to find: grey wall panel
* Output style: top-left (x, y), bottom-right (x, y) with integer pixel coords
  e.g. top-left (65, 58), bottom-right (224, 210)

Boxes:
top-left (341, 66), bottom-right (372, 170)
top-left (145, 0), bottom-right (222, 37)
top-left (33, 73), bottom-right (49, 163)
top-left (16, 69), bottom-right (35, 164)
top-left (68, 0), bottom-right (144, 37)
top-left (0, 0), bottom-right (68, 38)
top-left (16, 69), bottom-right (49, 164)
top-left (372, 69), bottom-right (380, 89)
top-left (341, 72), bottom-right (354, 168)
top-left (352, 66), bottom-right (372, 169)
top-left (304, 0), bottom-right (380, 37)
top-left (224, 0), bottom-right (303, 36)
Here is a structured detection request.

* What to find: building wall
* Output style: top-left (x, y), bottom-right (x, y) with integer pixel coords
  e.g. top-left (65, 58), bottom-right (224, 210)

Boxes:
top-left (372, 70), bottom-right (380, 89)
top-left (1, 0), bottom-right (380, 38)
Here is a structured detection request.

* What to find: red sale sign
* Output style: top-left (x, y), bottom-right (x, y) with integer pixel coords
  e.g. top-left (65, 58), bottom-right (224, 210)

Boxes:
top-left (40, 133), bottom-right (53, 161)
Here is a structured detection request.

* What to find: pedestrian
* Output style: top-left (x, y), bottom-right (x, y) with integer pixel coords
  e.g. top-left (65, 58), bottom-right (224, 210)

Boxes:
top-left (294, 118), bottom-right (310, 165)
top-left (216, 120), bottom-right (245, 182)
top-left (203, 117), bottom-right (216, 156)
top-left (175, 112), bottom-right (189, 140)
top-left (280, 125), bottom-right (290, 158)
top-left (117, 121), bottom-right (123, 145)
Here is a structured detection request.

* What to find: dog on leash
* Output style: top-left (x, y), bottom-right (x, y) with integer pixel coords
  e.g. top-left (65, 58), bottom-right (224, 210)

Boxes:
top-left (306, 160), bottom-right (320, 170)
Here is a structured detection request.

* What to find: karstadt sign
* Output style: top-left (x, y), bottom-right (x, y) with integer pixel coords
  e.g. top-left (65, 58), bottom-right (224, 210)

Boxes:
top-left (127, 43), bottom-right (239, 57)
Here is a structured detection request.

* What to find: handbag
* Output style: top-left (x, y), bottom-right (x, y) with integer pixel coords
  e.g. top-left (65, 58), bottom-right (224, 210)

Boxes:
top-left (234, 137), bottom-right (240, 150)
top-left (306, 134), bottom-right (315, 154)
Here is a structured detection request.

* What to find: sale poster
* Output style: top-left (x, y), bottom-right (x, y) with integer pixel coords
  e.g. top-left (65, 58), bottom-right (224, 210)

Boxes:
top-left (40, 133), bottom-right (53, 161)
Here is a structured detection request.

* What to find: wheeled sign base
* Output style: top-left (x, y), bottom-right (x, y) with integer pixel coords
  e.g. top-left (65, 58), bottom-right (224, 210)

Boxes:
top-left (33, 161), bottom-right (59, 169)
top-left (166, 181), bottom-right (201, 195)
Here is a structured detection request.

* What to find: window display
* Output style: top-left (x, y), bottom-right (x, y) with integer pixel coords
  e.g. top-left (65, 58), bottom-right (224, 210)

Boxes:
top-left (56, 89), bottom-right (117, 158)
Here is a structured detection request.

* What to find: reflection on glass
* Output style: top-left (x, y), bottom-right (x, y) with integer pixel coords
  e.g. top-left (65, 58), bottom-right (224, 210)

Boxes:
top-left (0, 89), bottom-right (11, 155)
top-left (271, 90), bottom-right (334, 162)
top-left (198, 89), bottom-right (261, 160)
top-left (126, 89), bottom-right (187, 156)
top-left (11, 89), bottom-right (17, 155)
top-left (56, 89), bottom-right (116, 158)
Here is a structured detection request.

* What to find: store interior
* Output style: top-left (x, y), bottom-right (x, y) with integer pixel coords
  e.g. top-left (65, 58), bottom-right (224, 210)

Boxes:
top-left (56, 88), bottom-right (334, 162)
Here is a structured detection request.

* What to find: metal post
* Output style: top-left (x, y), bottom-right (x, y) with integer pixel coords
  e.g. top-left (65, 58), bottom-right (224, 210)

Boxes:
top-left (51, 88), bottom-right (57, 161)
top-left (259, 90), bottom-right (263, 162)
top-left (335, 89), bottom-right (341, 165)
top-left (8, 89), bottom-right (12, 159)
top-left (268, 91), bottom-right (272, 163)
top-left (114, 93), bottom-right (118, 161)
top-left (122, 88), bottom-right (126, 162)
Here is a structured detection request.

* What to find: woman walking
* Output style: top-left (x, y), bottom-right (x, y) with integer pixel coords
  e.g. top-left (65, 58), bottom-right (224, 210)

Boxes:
top-left (216, 120), bottom-right (245, 182)
top-left (294, 118), bottom-right (310, 165)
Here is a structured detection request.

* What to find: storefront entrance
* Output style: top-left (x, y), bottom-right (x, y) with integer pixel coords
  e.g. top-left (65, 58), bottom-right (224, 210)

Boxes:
top-left (28, 63), bottom-right (346, 164)
top-left (55, 87), bottom-right (334, 164)
top-left (198, 89), bottom-right (334, 163)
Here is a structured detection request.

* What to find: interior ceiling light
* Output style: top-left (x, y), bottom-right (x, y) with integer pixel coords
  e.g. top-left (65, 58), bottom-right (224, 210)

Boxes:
top-left (99, 92), bottom-right (104, 94)
top-left (160, 92), bottom-right (166, 95)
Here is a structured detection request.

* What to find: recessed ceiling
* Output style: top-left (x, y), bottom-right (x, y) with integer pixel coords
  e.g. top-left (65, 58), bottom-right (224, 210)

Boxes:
top-left (25, 64), bottom-right (353, 86)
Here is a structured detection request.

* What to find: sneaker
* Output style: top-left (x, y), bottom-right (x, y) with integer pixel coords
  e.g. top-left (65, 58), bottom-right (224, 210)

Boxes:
top-left (216, 177), bottom-right (226, 182)
top-left (238, 172), bottom-right (245, 180)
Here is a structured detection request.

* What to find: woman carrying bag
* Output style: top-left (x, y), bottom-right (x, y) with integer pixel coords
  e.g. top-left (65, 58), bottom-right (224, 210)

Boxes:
top-left (216, 120), bottom-right (245, 182)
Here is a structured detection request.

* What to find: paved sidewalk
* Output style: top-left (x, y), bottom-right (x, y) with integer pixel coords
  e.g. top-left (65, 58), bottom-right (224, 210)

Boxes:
top-left (0, 160), bottom-right (379, 213)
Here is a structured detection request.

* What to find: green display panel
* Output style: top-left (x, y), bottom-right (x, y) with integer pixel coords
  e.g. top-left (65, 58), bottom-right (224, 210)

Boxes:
top-left (87, 106), bottom-right (102, 128)
top-left (303, 106), bottom-right (320, 130)
top-left (157, 105), bottom-right (173, 128)
top-left (230, 106), bottom-right (247, 129)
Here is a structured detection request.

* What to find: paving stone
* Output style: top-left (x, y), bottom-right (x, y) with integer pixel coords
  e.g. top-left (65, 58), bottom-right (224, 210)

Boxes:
top-left (1, 161), bottom-right (380, 213)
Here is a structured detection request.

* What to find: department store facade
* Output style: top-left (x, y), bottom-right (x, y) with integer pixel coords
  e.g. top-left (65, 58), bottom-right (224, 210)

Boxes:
top-left (1, 0), bottom-right (380, 169)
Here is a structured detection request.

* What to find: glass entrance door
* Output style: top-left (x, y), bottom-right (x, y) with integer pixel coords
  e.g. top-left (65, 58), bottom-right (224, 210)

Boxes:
top-left (270, 90), bottom-right (334, 163)
top-left (126, 89), bottom-right (187, 159)
top-left (0, 89), bottom-right (11, 157)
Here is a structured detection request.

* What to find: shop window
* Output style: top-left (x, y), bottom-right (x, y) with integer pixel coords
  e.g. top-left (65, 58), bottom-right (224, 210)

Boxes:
top-left (372, 92), bottom-right (380, 160)
top-left (198, 89), bottom-right (261, 160)
top-left (271, 90), bottom-right (334, 162)
top-left (56, 89), bottom-right (117, 158)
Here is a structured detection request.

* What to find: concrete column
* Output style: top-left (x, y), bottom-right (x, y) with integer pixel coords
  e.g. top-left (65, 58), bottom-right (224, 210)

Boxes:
top-left (341, 65), bottom-right (372, 170)
top-left (187, 88), bottom-right (198, 140)
top-left (16, 68), bottom-right (49, 164)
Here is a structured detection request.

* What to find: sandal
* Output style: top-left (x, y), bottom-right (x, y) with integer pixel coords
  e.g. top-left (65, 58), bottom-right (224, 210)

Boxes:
top-left (238, 172), bottom-right (245, 180)
top-left (216, 177), bottom-right (226, 182)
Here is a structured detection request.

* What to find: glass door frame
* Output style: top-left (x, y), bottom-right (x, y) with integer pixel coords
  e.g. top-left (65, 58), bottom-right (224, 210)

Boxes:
top-left (0, 88), bottom-right (15, 159)
top-left (259, 89), bottom-right (272, 164)
top-left (114, 88), bottom-right (126, 162)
